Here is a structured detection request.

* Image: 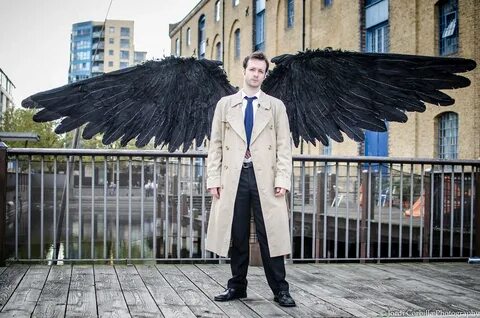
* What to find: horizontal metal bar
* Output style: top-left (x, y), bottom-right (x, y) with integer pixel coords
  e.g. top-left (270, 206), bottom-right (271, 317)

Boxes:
top-left (6, 148), bottom-right (480, 166)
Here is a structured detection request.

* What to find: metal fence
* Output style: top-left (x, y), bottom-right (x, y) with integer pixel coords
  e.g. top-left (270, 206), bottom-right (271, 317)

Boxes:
top-left (1, 148), bottom-right (479, 263)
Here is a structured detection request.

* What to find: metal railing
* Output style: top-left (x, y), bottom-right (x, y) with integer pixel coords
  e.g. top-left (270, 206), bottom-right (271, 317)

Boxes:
top-left (1, 148), bottom-right (479, 263)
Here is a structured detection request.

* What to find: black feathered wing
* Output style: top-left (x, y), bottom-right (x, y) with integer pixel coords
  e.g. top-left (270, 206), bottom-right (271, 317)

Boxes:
top-left (262, 49), bottom-right (476, 147)
top-left (22, 57), bottom-right (237, 152)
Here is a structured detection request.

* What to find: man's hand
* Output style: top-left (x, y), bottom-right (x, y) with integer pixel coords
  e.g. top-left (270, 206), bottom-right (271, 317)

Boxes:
top-left (209, 187), bottom-right (221, 199)
top-left (275, 187), bottom-right (286, 197)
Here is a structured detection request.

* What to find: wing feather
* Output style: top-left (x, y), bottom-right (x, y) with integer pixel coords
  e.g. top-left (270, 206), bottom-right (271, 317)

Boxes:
top-left (263, 49), bottom-right (476, 146)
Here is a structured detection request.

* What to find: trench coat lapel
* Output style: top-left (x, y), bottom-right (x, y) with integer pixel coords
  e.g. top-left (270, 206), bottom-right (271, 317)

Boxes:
top-left (225, 91), bottom-right (247, 143)
top-left (250, 91), bottom-right (271, 146)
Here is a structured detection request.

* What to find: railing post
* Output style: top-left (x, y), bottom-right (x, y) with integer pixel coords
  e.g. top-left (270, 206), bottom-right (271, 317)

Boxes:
top-left (0, 142), bottom-right (8, 266)
top-left (360, 171), bottom-right (368, 262)
top-left (475, 171), bottom-right (480, 258)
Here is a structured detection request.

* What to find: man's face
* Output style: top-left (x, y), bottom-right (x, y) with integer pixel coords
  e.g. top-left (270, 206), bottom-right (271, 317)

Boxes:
top-left (243, 58), bottom-right (267, 89)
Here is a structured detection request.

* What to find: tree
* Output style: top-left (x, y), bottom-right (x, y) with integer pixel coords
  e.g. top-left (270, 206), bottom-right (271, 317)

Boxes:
top-left (0, 107), bottom-right (65, 148)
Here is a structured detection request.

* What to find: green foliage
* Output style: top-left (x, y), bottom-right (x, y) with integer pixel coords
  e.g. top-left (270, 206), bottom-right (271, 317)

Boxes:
top-left (0, 107), bottom-right (65, 148)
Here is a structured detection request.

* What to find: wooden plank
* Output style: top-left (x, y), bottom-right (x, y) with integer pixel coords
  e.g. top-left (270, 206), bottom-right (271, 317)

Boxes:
top-left (177, 264), bottom-right (261, 318)
top-left (365, 263), bottom-right (480, 311)
top-left (400, 262), bottom-right (480, 291)
top-left (306, 263), bottom-right (425, 311)
top-left (246, 265), bottom-right (333, 317)
top-left (94, 265), bottom-right (130, 318)
top-left (294, 263), bottom-right (411, 316)
top-left (0, 265), bottom-right (29, 311)
top-left (66, 265), bottom-right (97, 318)
top-left (32, 265), bottom-right (72, 318)
top-left (283, 265), bottom-right (378, 317)
top-left (115, 265), bottom-right (162, 317)
top-left (197, 264), bottom-right (293, 318)
top-left (135, 264), bottom-right (195, 318)
top-left (323, 263), bottom-right (466, 314)
top-left (0, 265), bottom-right (50, 317)
top-left (156, 264), bottom-right (226, 317)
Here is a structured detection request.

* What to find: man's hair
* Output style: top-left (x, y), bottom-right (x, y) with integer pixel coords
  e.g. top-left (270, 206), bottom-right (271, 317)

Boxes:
top-left (243, 51), bottom-right (269, 73)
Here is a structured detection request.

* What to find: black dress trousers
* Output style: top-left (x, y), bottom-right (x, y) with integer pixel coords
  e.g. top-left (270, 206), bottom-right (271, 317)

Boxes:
top-left (227, 165), bottom-right (289, 295)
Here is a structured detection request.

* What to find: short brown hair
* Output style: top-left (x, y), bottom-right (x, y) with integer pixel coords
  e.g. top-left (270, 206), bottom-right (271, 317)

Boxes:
top-left (243, 51), bottom-right (269, 73)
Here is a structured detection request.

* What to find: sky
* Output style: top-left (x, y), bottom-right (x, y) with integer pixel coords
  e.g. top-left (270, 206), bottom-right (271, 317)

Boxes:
top-left (0, 0), bottom-right (200, 105)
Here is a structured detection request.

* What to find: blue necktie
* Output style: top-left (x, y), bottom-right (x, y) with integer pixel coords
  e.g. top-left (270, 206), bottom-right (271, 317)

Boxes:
top-left (244, 96), bottom-right (256, 149)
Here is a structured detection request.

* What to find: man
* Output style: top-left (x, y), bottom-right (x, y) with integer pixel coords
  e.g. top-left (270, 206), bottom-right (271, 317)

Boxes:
top-left (206, 51), bottom-right (295, 307)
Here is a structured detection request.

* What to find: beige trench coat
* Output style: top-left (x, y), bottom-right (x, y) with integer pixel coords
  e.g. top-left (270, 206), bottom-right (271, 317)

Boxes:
top-left (205, 90), bottom-right (292, 257)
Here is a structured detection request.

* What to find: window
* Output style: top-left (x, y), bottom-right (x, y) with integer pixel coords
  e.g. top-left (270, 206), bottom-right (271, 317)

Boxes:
top-left (322, 139), bottom-right (332, 156)
top-left (323, 0), bottom-right (333, 6)
top-left (215, 1), bottom-right (221, 22)
top-left (109, 26), bottom-right (115, 33)
top-left (109, 38), bottom-right (114, 44)
top-left (120, 38), bottom-right (130, 48)
top-left (109, 49), bottom-right (114, 56)
top-left (108, 61), bottom-right (114, 67)
top-left (255, 0), bottom-right (265, 51)
top-left (175, 38), bottom-right (181, 56)
top-left (437, 112), bottom-right (458, 159)
top-left (439, 0), bottom-right (458, 56)
top-left (366, 22), bottom-right (389, 53)
top-left (233, 0), bottom-right (239, 6)
top-left (198, 15), bottom-right (206, 58)
top-left (120, 62), bottom-right (129, 69)
top-left (365, 0), bottom-right (389, 53)
top-left (120, 27), bottom-right (130, 37)
top-left (186, 28), bottom-right (191, 46)
top-left (287, 0), bottom-right (294, 28)
top-left (216, 42), bottom-right (222, 61)
top-left (120, 50), bottom-right (130, 60)
top-left (234, 29), bottom-right (241, 59)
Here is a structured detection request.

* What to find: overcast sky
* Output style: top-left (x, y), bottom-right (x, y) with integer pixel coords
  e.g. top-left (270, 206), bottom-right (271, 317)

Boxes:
top-left (0, 0), bottom-right (200, 105)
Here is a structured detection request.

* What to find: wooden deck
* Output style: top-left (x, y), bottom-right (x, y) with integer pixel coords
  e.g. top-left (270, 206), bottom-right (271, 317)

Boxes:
top-left (0, 262), bottom-right (479, 317)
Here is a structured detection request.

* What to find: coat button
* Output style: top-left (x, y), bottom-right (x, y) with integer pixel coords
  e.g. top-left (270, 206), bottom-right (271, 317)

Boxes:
top-left (225, 146), bottom-right (229, 150)
top-left (225, 165), bottom-right (228, 170)
top-left (221, 185), bottom-right (224, 189)
top-left (270, 125), bottom-right (273, 130)
top-left (268, 145), bottom-right (272, 150)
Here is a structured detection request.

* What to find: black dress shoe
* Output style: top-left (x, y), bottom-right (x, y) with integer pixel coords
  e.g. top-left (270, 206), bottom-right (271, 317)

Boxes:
top-left (274, 291), bottom-right (296, 307)
top-left (214, 288), bottom-right (247, 301)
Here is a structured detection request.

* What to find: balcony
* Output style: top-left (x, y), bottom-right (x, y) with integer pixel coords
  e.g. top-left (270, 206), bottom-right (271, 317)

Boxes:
top-left (91, 42), bottom-right (104, 50)
top-left (92, 31), bottom-right (105, 38)
top-left (92, 53), bottom-right (104, 61)
top-left (91, 64), bottom-right (104, 73)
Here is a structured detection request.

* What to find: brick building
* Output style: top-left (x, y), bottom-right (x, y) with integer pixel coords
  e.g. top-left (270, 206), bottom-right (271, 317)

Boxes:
top-left (169, 0), bottom-right (479, 159)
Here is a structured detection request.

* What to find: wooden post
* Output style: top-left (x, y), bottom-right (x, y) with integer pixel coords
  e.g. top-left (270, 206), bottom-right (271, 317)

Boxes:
top-left (0, 142), bottom-right (8, 266)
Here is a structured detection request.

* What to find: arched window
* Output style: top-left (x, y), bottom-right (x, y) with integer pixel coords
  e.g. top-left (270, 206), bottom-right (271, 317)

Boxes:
top-left (437, 112), bottom-right (459, 159)
top-left (175, 38), bottom-right (180, 56)
top-left (215, 1), bottom-right (221, 22)
top-left (234, 29), bottom-right (241, 59)
top-left (216, 42), bottom-right (222, 61)
top-left (198, 15), bottom-right (206, 58)
top-left (287, 0), bottom-right (294, 28)
top-left (186, 28), bottom-right (191, 46)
